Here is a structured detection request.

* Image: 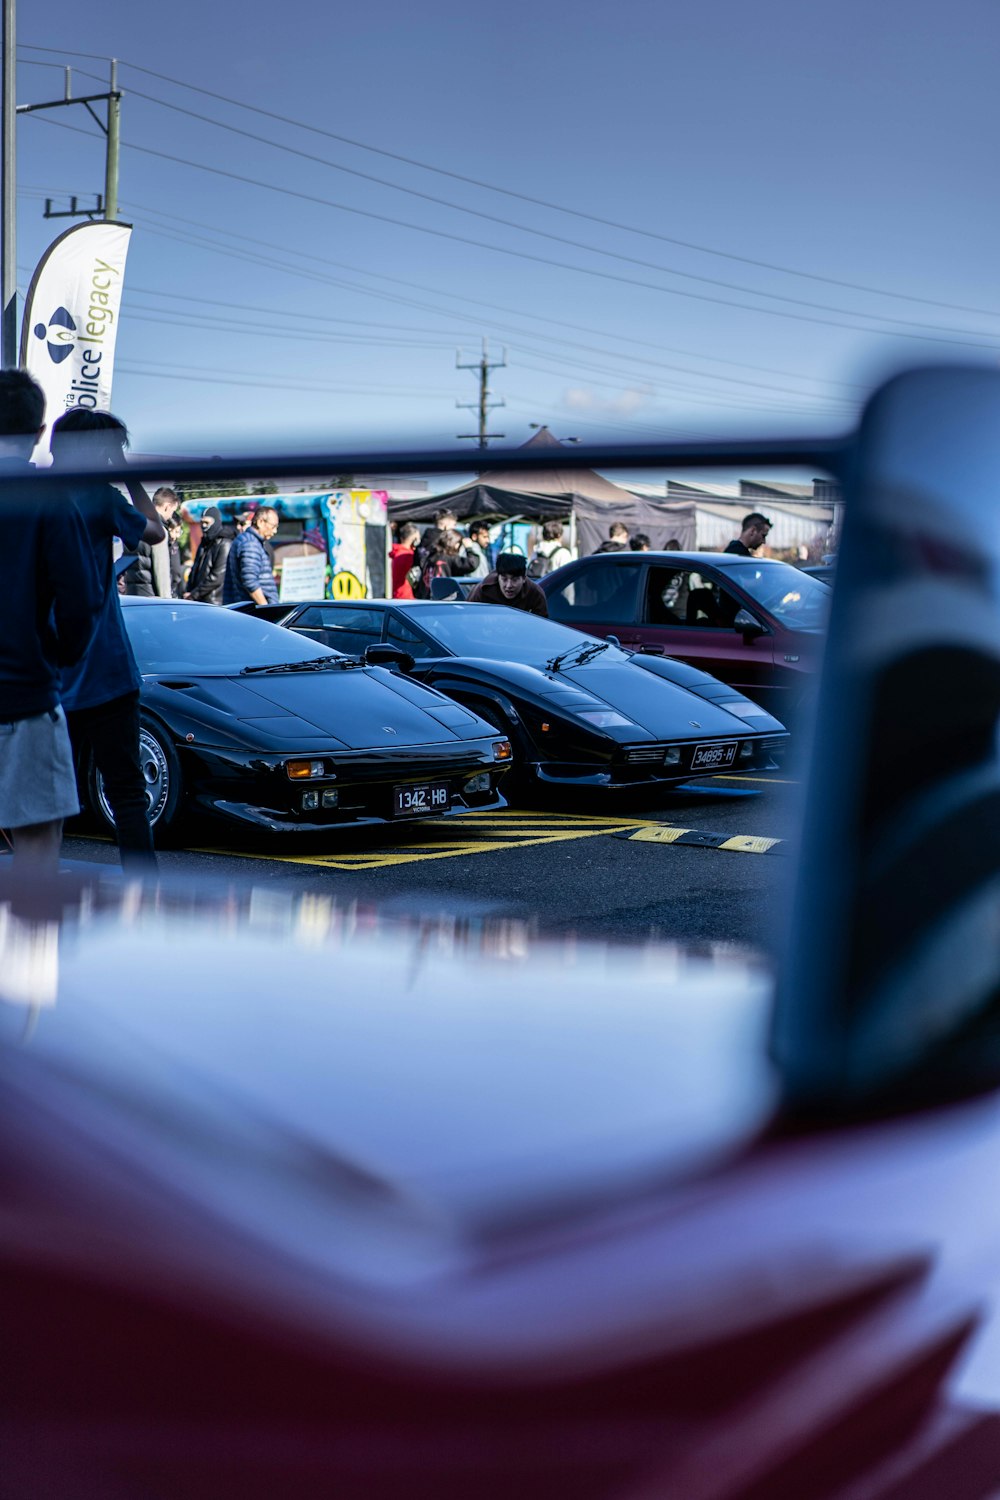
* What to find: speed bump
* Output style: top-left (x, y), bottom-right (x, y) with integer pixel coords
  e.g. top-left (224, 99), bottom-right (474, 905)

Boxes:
top-left (617, 825), bottom-right (785, 855)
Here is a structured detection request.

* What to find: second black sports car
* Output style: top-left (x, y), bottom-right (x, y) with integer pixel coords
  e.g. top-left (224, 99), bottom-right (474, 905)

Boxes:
top-left (85, 601), bottom-right (512, 838)
top-left (272, 600), bottom-right (789, 789)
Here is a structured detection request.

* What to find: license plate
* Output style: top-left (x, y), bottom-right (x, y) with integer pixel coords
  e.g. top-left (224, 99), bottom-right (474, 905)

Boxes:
top-left (690, 741), bottom-right (738, 770)
top-left (393, 781), bottom-right (450, 817)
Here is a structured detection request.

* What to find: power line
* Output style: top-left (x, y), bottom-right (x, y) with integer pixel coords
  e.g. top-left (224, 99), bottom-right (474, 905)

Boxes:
top-left (22, 181), bottom-right (874, 390)
top-left (28, 111), bottom-right (1000, 349)
top-left (18, 180), bottom-right (869, 391)
top-left (18, 42), bottom-right (1000, 320)
top-left (116, 359), bottom-right (454, 396)
top-left (126, 216), bottom-right (858, 403)
top-left (55, 73), bottom-right (1000, 332)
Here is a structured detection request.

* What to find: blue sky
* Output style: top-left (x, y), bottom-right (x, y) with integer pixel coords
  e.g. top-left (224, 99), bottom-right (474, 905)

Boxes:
top-left (13, 0), bottom-right (1000, 458)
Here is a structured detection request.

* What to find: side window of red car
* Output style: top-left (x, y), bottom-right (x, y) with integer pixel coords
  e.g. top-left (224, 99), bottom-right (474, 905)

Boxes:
top-left (645, 568), bottom-right (742, 629)
top-left (545, 562), bottom-right (641, 622)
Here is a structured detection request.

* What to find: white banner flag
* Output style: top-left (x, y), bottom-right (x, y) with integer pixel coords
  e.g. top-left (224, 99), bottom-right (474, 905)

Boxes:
top-left (19, 221), bottom-right (133, 423)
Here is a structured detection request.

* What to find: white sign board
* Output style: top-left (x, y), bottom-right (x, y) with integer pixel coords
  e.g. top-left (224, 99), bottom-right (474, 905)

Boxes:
top-left (279, 553), bottom-right (327, 602)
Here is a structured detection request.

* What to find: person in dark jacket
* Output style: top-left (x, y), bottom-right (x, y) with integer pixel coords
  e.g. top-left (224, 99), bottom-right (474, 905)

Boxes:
top-left (222, 506), bottom-right (280, 605)
top-left (50, 408), bottom-right (166, 871)
top-left (467, 552), bottom-right (548, 616)
top-left (0, 371), bottom-right (103, 873)
top-left (120, 535), bottom-right (159, 595)
top-left (592, 522), bottom-right (630, 554)
top-left (185, 507), bottom-right (234, 604)
top-left (725, 513), bottom-right (771, 556)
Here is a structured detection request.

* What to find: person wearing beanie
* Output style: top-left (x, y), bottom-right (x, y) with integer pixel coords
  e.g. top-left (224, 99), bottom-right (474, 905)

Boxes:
top-left (467, 551), bottom-right (548, 616)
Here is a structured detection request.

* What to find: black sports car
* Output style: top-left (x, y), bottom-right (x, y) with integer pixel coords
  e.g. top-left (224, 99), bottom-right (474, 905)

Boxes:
top-left (272, 600), bottom-right (789, 789)
top-left (88, 601), bottom-right (512, 838)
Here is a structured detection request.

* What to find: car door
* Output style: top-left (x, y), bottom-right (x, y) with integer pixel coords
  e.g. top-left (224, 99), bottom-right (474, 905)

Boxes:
top-left (541, 558), bottom-right (644, 642)
top-left (632, 564), bottom-right (783, 711)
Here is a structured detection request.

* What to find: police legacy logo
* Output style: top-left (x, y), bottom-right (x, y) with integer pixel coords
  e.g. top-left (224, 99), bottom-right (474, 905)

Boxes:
top-left (33, 305), bottom-right (77, 364)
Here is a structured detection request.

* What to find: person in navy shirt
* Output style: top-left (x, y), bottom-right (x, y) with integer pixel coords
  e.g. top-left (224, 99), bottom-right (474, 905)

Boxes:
top-left (50, 408), bottom-right (166, 869)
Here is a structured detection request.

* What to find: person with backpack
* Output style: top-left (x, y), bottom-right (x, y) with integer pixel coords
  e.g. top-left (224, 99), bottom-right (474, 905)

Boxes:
top-left (412, 509), bottom-right (458, 597)
top-left (527, 520), bottom-right (573, 579)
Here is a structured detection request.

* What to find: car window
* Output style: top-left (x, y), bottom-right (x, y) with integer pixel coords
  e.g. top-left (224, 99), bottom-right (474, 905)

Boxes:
top-left (406, 603), bottom-right (631, 665)
top-left (122, 603), bottom-right (337, 673)
top-left (292, 605), bottom-right (384, 655)
top-left (545, 561), bottom-right (641, 622)
top-left (386, 614), bottom-right (438, 659)
top-left (717, 560), bottom-right (830, 629)
top-left (644, 567), bottom-right (745, 629)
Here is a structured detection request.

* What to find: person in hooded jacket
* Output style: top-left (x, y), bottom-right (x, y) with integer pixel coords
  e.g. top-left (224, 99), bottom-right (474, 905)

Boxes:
top-left (184, 507), bottom-right (235, 604)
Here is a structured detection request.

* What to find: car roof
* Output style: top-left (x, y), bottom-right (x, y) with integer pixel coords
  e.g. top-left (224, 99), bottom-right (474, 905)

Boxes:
top-left (562, 551), bottom-right (789, 566)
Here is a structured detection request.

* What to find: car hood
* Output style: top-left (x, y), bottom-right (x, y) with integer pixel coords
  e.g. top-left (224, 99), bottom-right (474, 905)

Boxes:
top-left (166, 668), bottom-right (487, 750)
top-left (444, 658), bottom-right (760, 740)
top-left (556, 662), bottom-right (757, 738)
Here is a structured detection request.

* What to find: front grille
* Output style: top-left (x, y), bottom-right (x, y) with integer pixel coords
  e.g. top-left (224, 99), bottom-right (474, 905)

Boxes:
top-left (624, 746), bottom-right (665, 763)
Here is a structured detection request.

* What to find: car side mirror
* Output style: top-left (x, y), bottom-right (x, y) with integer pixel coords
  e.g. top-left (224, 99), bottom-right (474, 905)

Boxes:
top-left (733, 609), bottom-right (765, 640)
top-left (363, 644), bottom-right (414, 672)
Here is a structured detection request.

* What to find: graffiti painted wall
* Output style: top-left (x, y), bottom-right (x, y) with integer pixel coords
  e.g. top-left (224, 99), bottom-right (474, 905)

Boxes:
top-left (321, 490), bottom-right (389, 599)
top-left (183, 490), bottom-right (389, 598)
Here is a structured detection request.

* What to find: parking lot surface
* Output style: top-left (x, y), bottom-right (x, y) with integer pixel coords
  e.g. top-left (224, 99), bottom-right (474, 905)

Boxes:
top-left (54, 769), bottom-right (801, 957)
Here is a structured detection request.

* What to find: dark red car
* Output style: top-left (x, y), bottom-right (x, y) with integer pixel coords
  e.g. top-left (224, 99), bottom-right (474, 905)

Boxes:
top-left (540, 551), bottom-right (830, 720)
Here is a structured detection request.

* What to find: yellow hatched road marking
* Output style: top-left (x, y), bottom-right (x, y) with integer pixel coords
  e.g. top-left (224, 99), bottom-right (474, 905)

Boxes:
top-left (215, 823), bottom-right (646, 870)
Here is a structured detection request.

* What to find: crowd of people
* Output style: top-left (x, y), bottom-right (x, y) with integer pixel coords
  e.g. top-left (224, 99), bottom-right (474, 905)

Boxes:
top-left (388, 509), bottom-right (694, 607)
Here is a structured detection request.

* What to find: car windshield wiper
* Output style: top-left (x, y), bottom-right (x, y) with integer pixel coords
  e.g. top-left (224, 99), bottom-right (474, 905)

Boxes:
top-left (545, 640), bottom-right (612, 672)
top-left (240, 656), bottom-right (360, 675)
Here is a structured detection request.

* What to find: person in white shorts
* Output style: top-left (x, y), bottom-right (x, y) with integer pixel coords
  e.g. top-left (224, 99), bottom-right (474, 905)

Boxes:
top-left (0, 371), bottom-right (101, 874)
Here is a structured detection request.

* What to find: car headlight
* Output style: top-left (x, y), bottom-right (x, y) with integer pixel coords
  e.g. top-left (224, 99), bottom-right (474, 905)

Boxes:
top-left (718, 700), bottom-right (770, 718)
top-left (577, 709), bottom-right (637, 728)
top-left (493, 740), bottom-right (513, 761)
top-left (286, 759), bottom-right (327, 780)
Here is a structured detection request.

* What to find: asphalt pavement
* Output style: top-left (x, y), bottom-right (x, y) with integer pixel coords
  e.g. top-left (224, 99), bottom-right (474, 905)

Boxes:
top-left (57, 767), bottom-right (806, 960)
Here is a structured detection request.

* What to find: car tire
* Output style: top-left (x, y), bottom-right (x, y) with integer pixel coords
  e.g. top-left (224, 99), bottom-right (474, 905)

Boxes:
top-left (88, 718), bottom-right (184, 845)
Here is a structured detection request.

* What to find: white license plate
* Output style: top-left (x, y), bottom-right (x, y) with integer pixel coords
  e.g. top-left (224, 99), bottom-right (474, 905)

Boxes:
top-left (690, 741), bottom-right (738, 770)
top-left (393, 782), bottom-right (449, 817)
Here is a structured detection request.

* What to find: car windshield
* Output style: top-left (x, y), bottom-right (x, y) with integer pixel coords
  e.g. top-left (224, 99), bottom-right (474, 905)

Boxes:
top-left (412, 603), bottom-right (632, 665)
top-left (718, 560), bottom-right (831, 629)
top-left (122, 603), bottom-right (340, 674)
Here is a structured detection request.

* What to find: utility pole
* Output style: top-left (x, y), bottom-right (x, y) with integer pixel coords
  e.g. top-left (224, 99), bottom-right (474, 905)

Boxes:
top-left (456, 336), bottom-right (506, 448)
top-left (17, 57), bottom-right (122, 222)
top-left (2, 0), bottom-right (17, 366)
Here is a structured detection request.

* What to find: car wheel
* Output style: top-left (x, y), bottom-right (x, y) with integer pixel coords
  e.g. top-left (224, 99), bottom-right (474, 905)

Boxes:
top-left (89, 719), bottom-right (184, 843)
